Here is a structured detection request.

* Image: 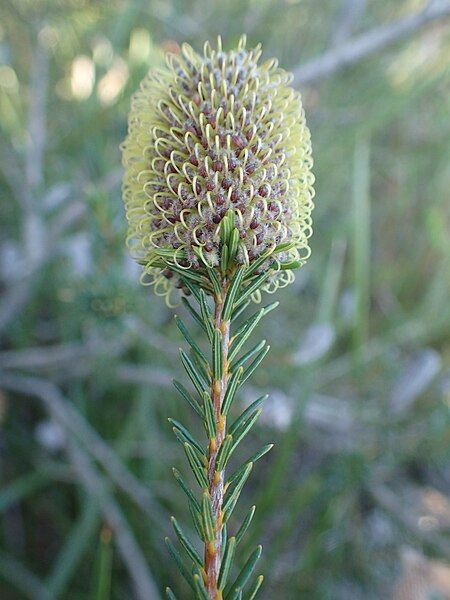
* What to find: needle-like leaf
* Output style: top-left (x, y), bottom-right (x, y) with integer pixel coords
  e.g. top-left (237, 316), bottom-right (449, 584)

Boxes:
top-left (165, 537), bottom-right (195, 590)
top-left (240, 346), bottom-right (270, 385)
top-left (201, 493), bottom-right (216, 542)
top-left (175, 315), bottom-right (208, 364)
top-left (171, 517), bottom-right (202, 567)
top-left (203, 392), bottom-right (217, 439)
top-left (218, 536), bottom-right (236, 590)
top-left (179, 349), bottom-right (209, 396)
top-left (173, 380), bottom-right (204, 418)
top-left (222, 266), bottom-right (246, 320)
top-left (229, 396), bottom-right (267, 437)
top-left (222, 463), bottom-right (253, 523)
top-left (246, 575), bottom-right (264, 599)
top-left (183, 443), bottom-right (208, 489)
top-left (215, 435), bottom-right (234, 472)
top-left (225, 546), bottom-right (262, 598)
top-left (221, 367), bottom-right (243, 417)
top-left (172, 468), bottom-right (201, 513)
top-left (235, 505), bottom-right (256, 546)
top-left (213, 328), bottom-right (223, 380)
top-left (230, 339), bottom-right (266, 372)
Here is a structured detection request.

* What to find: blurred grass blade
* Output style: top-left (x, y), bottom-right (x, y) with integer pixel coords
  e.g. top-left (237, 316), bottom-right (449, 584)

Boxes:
top-left (352, 135), bottom-right (371, 356)
top-left (0, 472), bottom-right (49, 514)
top-left (94, 527), bottom-right (113, 600)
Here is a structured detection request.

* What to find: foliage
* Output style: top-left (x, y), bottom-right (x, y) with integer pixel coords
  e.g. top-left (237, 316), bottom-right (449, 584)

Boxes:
top-left (1, 1), bottom-right (450, 599)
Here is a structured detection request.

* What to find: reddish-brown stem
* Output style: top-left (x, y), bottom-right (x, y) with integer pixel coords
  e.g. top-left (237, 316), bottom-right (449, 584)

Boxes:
top-left (204, 282), bottom-right (230, 599)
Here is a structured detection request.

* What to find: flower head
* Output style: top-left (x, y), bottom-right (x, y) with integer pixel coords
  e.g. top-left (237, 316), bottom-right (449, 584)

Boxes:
top-left (121, 35), bottom-right (314, 301)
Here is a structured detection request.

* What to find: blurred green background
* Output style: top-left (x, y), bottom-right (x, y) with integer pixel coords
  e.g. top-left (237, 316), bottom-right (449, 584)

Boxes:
top-left (1, 1), bottom-right (450, 598)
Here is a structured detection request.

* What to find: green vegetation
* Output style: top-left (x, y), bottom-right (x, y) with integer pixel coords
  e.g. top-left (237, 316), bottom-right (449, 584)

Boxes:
top-left (1, 1), bottom-right (449, 598)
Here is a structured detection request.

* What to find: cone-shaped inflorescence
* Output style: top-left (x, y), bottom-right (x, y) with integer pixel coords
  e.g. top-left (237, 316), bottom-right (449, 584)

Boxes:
top-left (121, 36), bottom-right (314, 600)
top-left (122, 34), bottom-right (314, 304)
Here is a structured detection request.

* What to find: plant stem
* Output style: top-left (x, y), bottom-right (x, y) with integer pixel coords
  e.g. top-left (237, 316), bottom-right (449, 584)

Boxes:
top-left (205, 279), bottom-right (230, 599)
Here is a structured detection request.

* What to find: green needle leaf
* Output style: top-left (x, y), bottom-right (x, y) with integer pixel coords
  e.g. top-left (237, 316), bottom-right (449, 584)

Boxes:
top-left (165, 537), bottom-right (195, 590)
top-left (189, 501), bottom-right (206, 542)
top-left (222, 266), bottom-right (246, 320)
top-left (203, 392), bottom-right (217, 438)
top-left (261, 300), bottom-right (279, 317)
top-left (201, 492), bottom-right (216, 542)
top-left (172, 468), bottom-right (201, 513)
top-left (230, 339), bottom-right (267, 372)
top-left (193, 574), bottom-right (209, 600)
top-left (230, 409), bottom-right (262, 452)
top-left (181, 297), bottom-right (206, 332)
top-left (243, 248), bottom-right (273, 279)
top-left (183, 443), bottom-right (208, 489)
top-left (227, 587), bottom-right (242, 600)
top-left (218, 536), bottom-right (236, 590)
top-left (175, 315), bottom-right (208, 363)
top-left (221, 244), bottom-right (230, 274)
top-left (199, 290), bottom-right (214, 342)
top-left (213, 328), bottom-right (223, 380)
top-left (166, 586), bottom-right (178, 599)
top-left (240, 345), bottom-right (270, 385)
top-left (179, 349), bottom-right (209, 396)
top-left (235, 271), bottom-right (271, 308)
top-left (228, 228), bottom-right (240, 265)
top-left (235, 505), bottom-right (256, 546)
top-left (227, 445), bottom-right (273, 489)
top-left (222, 463), bottom-right (253, 523)
top-left (169, 419), bottom-right (204, 457)
top-left (208, 267), bottom-right (222, 297)
top-left (228, 309), bottom-right (264, 363)
top-left (246, 575), bottom-right (264, 599)
top-left (173, 380), bottom-right (204, 418)
top-left (181, 278), bottom-right (203, 303)
top-left (221, 367), bottom-right (243, 417)
top-left (225, 546), bottom-right (262, 598)
top-left (229, 395), bottom-right (268, 437)
top-left (216, 435), bottom-right (234, 472)
top-left (231, 299), bottom-right (251, 322)
top-left (171, 517), bottom-right (202, 567)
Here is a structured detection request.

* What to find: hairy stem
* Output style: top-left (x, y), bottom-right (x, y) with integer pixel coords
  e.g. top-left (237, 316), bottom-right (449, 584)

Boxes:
top-left (205, 281), bottom-right (230, 599)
